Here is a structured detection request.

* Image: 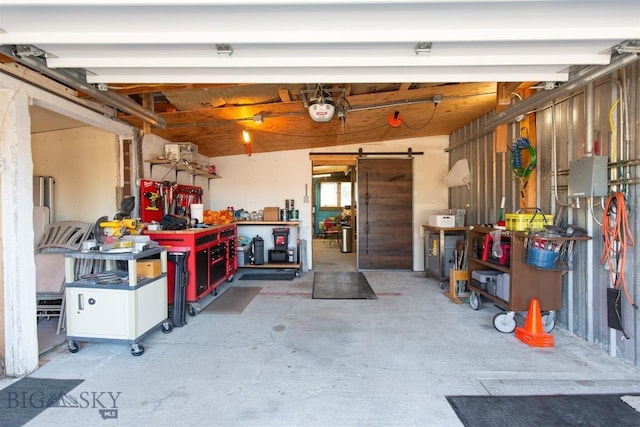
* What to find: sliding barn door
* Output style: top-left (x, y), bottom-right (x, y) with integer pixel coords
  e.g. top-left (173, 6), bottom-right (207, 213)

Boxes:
top-left (357, 158), bottom-right (413, 270)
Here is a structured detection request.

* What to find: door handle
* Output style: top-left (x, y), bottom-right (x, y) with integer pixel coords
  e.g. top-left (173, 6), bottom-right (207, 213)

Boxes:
top-left (77, 294), bottom-right (84, 311)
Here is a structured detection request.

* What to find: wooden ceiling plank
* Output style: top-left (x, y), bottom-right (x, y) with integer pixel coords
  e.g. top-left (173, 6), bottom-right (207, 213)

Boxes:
top-left (309, 155), bottom-right (357, 165)
top-left (111, 83), bottom-right (252, 96)
top-left (497, 82), bottom-right (521, 105)
top-left (278, 88), bottom-right (291, 102)
top-left (113, 81), bottom-right (500, 157)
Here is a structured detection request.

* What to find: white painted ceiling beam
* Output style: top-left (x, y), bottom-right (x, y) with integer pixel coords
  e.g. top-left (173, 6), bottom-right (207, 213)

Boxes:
top-left (0, 1), bottom-right (637, 84)
top-left (0, 2), bottom-right (638, 44)
top-left (84, 65), bottom-right (570, 84)
top-left (43, 42), bottom-right (615, 69)
top-left (46, 54), bottom-right (609, 69)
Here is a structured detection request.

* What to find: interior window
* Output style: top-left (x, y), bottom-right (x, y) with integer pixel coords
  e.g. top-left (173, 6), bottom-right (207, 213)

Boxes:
top-left (319, 182), bottom-right (338, 207)
top-left (319, 181), bottom-right (352, 208)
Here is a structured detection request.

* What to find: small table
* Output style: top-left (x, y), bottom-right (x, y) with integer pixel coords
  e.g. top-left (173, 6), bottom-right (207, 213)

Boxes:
top-left (421, 224), bottom-right (468, 287)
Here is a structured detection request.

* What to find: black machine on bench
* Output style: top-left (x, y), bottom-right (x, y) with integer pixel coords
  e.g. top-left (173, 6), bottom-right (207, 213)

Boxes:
top-left (269, 228), bottom-right (293, 263)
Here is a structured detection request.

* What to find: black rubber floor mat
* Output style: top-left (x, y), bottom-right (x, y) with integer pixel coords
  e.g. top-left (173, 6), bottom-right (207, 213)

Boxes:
top-left (446, 393), bottom-right (640, 427)
top-left (312, 272), bottom-right (377, 299)
top-left (0, 377), bottom-right (84, 426)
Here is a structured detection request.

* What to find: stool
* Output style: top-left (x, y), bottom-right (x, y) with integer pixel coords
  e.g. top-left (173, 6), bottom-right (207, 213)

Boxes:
top-left (325, 230), bottom-right (341, 247)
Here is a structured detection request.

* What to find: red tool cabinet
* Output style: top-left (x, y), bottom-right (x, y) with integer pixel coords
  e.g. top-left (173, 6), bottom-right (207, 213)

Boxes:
top-left (145, 224), bottom-right (237, 316)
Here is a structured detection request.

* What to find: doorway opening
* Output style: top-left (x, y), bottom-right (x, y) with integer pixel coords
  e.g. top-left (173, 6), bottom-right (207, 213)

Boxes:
top-left (311, 161), bottom-right (357, 272)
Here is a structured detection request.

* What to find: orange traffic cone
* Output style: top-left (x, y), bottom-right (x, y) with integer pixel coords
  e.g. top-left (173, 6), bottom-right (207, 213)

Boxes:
top-left (515, 298), bottom-right (554, 347)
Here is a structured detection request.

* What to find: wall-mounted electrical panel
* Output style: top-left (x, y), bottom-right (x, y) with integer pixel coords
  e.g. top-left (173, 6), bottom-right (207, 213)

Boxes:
top-left (568, 156), bottom-right (608, 198)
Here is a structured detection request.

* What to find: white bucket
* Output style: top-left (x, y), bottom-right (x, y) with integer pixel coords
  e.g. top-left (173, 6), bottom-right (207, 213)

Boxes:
top-left (191, 204), bottom-right (204, 223)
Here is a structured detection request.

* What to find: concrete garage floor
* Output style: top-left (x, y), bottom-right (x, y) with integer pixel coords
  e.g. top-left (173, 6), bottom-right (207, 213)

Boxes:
top-left (9, 241), bottom-right (640, 426)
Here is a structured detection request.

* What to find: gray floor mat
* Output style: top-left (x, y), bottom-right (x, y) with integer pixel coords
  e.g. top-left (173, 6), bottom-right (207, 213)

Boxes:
top-left (312, 272), bottom-right (377, 299)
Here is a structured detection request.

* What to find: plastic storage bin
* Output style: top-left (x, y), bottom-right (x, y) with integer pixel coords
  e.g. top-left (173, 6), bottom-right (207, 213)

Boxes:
top-left (471, 270), bottom-right (501, 291)
top-left (505, 209), bottom-right (553, 232)
top-left (496, 272), bottom-right (510, 302)
top-left (237, 244), bottom-right (250, 267)
top-left (526, 247), bottom-right (559, 269)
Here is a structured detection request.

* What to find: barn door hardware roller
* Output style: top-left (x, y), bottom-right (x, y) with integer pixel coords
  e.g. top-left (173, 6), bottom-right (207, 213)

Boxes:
top-left (357, 148), bottom-right (418, 158)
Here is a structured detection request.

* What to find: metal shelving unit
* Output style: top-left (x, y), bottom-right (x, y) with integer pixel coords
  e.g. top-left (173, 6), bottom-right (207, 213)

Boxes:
top-left (236, 221), bottom-right (301, 276)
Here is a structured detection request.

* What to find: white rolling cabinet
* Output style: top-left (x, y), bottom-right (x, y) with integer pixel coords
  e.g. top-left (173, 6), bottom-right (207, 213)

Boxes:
top-left (64, 246), bottom-right (172, 356)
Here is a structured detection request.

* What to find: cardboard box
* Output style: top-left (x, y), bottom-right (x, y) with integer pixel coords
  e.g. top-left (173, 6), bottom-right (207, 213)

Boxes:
top-left (263, 207), bottom-right (279, 221)
top-left (164, 142), bottom-right (198, 162)
top-left (137, 260), bottom-right (162, 278)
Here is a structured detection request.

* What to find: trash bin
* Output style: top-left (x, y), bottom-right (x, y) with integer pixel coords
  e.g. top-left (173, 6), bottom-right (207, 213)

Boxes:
top-left (341, 226), bottom-right (353, 253)
top-left (168, 251), bottom-right (189, 327)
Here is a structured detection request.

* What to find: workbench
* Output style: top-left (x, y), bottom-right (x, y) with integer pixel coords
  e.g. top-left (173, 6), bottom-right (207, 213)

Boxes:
top-left (145, 223), bottom-right (237, 315)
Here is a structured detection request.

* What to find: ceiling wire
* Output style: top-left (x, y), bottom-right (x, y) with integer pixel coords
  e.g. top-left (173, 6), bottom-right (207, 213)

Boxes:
top-left (399, 103), bottom-right (438, 131)
top-left (249, 122), bottom-right (391, 139)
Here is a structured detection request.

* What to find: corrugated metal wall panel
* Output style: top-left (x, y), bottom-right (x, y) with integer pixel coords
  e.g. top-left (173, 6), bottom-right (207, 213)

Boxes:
top-left (448, 61), bottom-right (640, 367)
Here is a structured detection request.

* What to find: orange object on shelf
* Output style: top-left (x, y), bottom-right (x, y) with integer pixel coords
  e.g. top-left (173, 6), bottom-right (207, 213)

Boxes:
top-left (203, 209), bottom-right (233, 225)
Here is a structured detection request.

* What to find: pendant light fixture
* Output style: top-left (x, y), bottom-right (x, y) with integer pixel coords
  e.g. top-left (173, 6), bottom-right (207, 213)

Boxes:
top-left (242, 129), bottom-right (252, 156)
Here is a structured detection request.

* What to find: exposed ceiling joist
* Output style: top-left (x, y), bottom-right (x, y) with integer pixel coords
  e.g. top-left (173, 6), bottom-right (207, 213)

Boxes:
top-left (0, 1), bottom-right (638, 157)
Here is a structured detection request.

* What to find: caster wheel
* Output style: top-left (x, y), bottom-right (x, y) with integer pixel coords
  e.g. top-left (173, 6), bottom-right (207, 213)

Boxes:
top-left (440, 281), bottom-right (445, 289)
top-left (161, 321), bottom-right (173, 334)
top-left (493, 312), bottom-right (517, 333)
top-left (131, 344), bottom-right (145, 356)
top-left (188, 305), bottom-right (197, 317)
top-left (226, 274), bottom-right (234, 283)
top-left (68, 340), bottom-right (79, 354)
top-left (542, 312), bottom-right (556, 333)
top-left (295, 271), bottom-right (300, 277)
top-left (469, 291), bottom-right (482, 310)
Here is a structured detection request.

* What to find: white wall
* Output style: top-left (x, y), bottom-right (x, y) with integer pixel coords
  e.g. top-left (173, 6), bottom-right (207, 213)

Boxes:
top-left (31, 128), bottom-right (449, 272)
top-left (209, 136), bottom-right (450, 271)
top-left (1, 89), bottom-right (39, 376)
top-left (32, 127), bottom-right (120, 223)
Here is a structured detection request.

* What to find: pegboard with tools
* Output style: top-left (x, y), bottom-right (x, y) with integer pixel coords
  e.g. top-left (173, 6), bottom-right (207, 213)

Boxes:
top-left (139, 179), bottom-right (203, 223)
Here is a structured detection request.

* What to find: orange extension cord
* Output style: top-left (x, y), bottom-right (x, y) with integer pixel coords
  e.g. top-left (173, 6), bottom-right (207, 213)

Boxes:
top-left (600, 192), bottom-right (637, 308)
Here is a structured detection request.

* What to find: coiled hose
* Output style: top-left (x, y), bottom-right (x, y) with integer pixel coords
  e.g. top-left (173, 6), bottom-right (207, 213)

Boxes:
top-left (511, 137), bottom-right (537, 179)
top-left (601, 192), bottom-right (637, 308)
